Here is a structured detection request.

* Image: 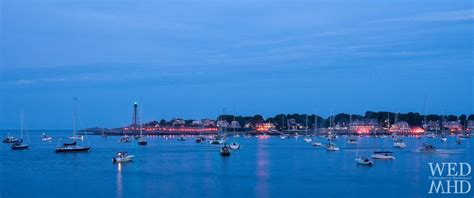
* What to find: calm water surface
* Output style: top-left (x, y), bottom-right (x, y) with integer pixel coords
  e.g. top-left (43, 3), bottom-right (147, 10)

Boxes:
top-left (0, 131), bottom-right (472, 198)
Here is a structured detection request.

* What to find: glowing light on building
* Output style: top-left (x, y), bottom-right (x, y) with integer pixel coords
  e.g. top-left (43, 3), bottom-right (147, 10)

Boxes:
top-left (411, 127), bottom-right (425, 134)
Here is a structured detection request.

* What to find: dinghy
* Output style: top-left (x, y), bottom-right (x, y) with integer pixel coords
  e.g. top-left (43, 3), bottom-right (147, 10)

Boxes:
top-left (229, 142), bottom-right (240, 149)
top-left (220, 145), bottom-right (231, 156)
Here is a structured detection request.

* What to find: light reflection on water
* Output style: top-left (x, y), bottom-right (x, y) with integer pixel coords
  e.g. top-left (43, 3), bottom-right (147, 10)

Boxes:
top-left (116, 162), bottom-right (123, 198)
top-left (256, 139), bottom-right (269, 198)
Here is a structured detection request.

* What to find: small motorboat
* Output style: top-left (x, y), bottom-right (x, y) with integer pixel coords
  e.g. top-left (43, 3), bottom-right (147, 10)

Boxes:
top-left (393, 139), bottom-right (406, 148)
top-left (312, 142), bottom-right (323, 147)
top-left (280, 134), bottom-right (289, 139)
top-left (3, 136), bottom-right (20, 144)
top-left (196, 136), bottom-right (205, 143)
top-left (112, 152), bottom-right (134, 163)
top-left (11, 140), bottom-right (29, 150)
top-left (356, 157), bottom-right (373, 166)
top-left (220, 145), bottom-right (231, 156)
top-left (440, 137), bottom-right (448, 142)
top-left (119, 136), bottom-right (131, 143)
top-left (69, 135), bottom-right (84, 140)
top-left (137, 137), bottom-right (147, 145)
top-left (41, 133), bottom-right (53, 141)
top-left (419, 144), bottom-right (437, 153)
top-left (346, 137), bottom-right (357, 145)
top-left (326, 135), bottom-right (337, 142)
top-left (326, 142), bottom-right (339, 151)
top-left (229, 142), bottom-right (240, 149)
top-left (209, 135), bottom-right (225, 144)
top-left (177, 136), bottom-right (186, 141)
top-left (304, 136), bottom-right (312, 143)
top-left (372, 151), bottom-right (395, 160)
top-left (294, 133), bottom-right (301, 139)
top-left (426, 133), bottom-right (436, 138)
top-left (244, 134), bottom-right (252, 139)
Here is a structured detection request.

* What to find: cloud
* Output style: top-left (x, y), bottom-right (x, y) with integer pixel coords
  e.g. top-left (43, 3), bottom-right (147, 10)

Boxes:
top-left (370, 9), bottom-right (474, 23)
top-left (235, 31), bottom-right (342, 47)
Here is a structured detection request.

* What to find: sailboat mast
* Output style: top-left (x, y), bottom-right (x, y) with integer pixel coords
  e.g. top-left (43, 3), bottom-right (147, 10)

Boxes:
top-left (73, 98), bottom-right (77, 136)
top-left (20, 110), bottom-right (24, 139)
top-left (140, 104), bottom-right (143, 137)
top-left (305, 115), bottom-right (308, 136)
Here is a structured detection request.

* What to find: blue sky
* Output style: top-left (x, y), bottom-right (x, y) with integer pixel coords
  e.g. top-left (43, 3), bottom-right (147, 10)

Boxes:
top-left (1, 0), bottom-right (473, 129)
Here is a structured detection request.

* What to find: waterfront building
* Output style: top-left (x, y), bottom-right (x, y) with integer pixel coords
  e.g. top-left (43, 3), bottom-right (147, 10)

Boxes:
top-left (216, 120), bottom-right (230, 128)
top-left (287, 118), bottom-right (303, 130)
top-left (171, 118), bottom-right (186, 127)
top-left (423, 120), bottom-right (440, 131)
top-left (256, 122), bottom-right (275, 131)
top-left (467, 120), bottom-right (474, 131)
top-left (191, 120), bottom-right (202, 126)
top-left (389, 121), bottom-right (411, 133)
top-left (230, 121), bottom-right (241, 129)
top-left (443, 120), bottom-right (463, 132)
top-left (349, 119), bottom-right (378, 134)
top-left (203, 119), bottom-right (216, 127)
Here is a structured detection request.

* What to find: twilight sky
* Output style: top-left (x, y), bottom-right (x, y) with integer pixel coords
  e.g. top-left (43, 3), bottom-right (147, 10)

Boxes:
top-left (1, 0), bottom-right (473, 129)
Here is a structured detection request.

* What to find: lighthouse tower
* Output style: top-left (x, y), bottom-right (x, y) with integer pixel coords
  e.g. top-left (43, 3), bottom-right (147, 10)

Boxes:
top-left (132, 102), bottom-right (138, 129)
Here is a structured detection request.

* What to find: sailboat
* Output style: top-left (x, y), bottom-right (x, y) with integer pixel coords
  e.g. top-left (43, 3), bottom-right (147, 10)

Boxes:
top-left (346, 112), bottom-right (357, 144)
top-left (137, 107), bottom-right (147, 145)
top-left (372, 129), bottom-right (395, 160)
top-left (393, 138), bottom-right (406, 148)
top-left (326, 112), bottom-right (339, 151)
top-left (12, 111), bottom-right (30, 150)
top-left (55, 99), bottom-right (91, 153)
top-left (304, 115), bottom-right (312, 143)
top-left (355, 138), bottom-right (373, 166)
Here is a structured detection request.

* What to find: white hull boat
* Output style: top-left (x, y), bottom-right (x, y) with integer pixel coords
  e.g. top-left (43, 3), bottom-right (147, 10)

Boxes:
top-left (356, 157), bottom-right (373, 166)
top-left (372, 151), bottom-right (395, 160)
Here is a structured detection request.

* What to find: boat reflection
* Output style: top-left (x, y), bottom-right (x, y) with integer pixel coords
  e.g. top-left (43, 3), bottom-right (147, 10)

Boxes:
top-left (255, 140), bottom-right (269, 198)
top-left (116, 163), bottom-right (123, 198)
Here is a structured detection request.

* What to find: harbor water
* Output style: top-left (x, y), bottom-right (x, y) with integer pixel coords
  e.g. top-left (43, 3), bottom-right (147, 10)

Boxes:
top-left (0, 131), bottom-right (472, 198)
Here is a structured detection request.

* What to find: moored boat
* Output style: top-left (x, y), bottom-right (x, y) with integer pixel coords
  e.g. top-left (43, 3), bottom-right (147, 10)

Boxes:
top-left (372, 151), bottom-right (395, 160)
top-left (55, 141), bottom-right (91, 152)
top-left (112, 152), bottom-right (134, 163)
top-left (419, 144), bottom-right (437, 153)
top-left (196, 136), bottom-right (205, 143)
top-left (393, 139), bottom-right (406, 148)
top-left (177, 136), bottom-right (186, 141)
top-left (326, 142), bottom-right (339, 151)
top-left (11, 140), bottom-right (30, 150)
top-left (346, 136), bottom-right (357, 144)
top-left (229, 142), bottom-right (240, 149)
top-left (356, 157), bottom-right (373, 166)
top-left (220, 144), bottom-right (231, 156)
top-left (41, 133), bottom-right (52, 141)
top-left (3, 136), bottom-right (20, 144)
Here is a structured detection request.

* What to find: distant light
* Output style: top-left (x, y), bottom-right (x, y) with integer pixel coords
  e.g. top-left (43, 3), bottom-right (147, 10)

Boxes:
top-left (411, 127), bottom-right (425, 134)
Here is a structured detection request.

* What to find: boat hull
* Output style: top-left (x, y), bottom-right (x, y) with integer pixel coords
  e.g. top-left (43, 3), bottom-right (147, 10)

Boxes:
top-left (55, 147), bottom-right (91, 153)
top-left (11, 144), bottom-right (29, 150)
